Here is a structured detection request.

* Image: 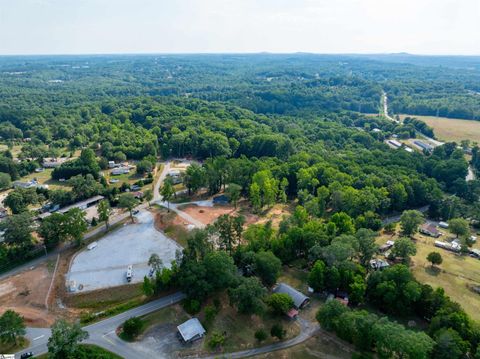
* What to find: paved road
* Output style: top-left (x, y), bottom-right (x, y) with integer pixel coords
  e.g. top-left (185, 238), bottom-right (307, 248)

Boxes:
top-left (0, 203), bottom-right (132, 282)
top-left (16, 292), bottom-right (186, 359)
top-left (382, 205), bottom-right (429, 225)
top-left (153, 160), bottom-right (205, 229)
top-left (382, 91), bottom-right (400, 124)
top-left (1, 161), bottom-right (170, 281)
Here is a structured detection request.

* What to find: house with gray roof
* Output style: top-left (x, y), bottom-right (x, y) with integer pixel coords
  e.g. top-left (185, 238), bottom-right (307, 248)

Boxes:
top-left (177, 318), bottom-right (206, 343)
top-left (273, 283), bottom-right (310, 309)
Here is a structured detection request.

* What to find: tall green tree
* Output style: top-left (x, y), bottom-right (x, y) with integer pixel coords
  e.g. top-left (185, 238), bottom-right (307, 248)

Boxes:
top-left (400, 210), bottom-right (424, 237)
top-left (390, 238), bottom-right (417, 264)
top-left (1, 212), bottom-right (33, 246)
top-left (0, 310), bottom-right (26, 345)
top-left (228, 276), bottom-right (266, 315)
top-left (226, 183), bottom-right (242, 209)
top-left (47, 319), bottom-right (89, 359)
top-left (97, 199), bottom-right (112, 229)
top-left (160, 177), bottom-right (175, 212)
top-left (118, 193), bottom-right (138, 222)
top-left (254, 251), bottom-right (282, 287)
top-left (213, 214), bottom-right (245, 254)
top-left (144, 189), bottom-right (153, 208)
top-left (448, 218), bottom-right (469, 238)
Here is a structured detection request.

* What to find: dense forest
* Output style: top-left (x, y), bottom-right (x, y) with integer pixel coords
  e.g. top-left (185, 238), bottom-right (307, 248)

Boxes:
top-left (0, 54), bottom-right (479, 121)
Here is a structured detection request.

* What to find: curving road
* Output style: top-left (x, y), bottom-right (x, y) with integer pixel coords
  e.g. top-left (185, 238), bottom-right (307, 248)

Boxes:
top-left (16, 292), bottom-right (186, 359)
top-left (198, 317), bottom-right (319, 359)
top-left (15, 160), bottom-right (319, 358)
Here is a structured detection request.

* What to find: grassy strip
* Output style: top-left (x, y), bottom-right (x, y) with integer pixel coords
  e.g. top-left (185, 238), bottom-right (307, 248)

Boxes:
top-left (80, 296), bottom-right (145, 325)
top-left (0, 336), bottom-right (29, 353)
top-left (36, 344), bottom-right (123, 359)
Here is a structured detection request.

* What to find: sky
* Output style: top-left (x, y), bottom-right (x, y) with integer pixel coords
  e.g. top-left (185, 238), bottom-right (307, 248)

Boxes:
top-left (0, 0), bottom-right (479, 55)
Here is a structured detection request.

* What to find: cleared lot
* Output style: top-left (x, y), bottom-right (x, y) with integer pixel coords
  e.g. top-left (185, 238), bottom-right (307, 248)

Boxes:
top-left (68, 211), bottom-right (181, 292)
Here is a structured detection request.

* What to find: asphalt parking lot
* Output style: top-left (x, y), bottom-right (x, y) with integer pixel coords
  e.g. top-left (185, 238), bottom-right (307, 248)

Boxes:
top-left (67, 211), bottom-right (181, 292)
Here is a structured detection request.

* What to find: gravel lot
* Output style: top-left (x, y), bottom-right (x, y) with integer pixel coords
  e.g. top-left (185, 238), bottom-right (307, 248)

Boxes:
top-left (67, 211), bottom-right (181, 292)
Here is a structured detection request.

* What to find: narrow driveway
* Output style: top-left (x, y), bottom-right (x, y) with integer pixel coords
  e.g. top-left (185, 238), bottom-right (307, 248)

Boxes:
top-left (198, 318), bottom-right (319, 359)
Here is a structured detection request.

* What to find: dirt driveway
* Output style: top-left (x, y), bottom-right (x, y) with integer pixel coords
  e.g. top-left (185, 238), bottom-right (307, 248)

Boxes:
top-left (0, 262), bottom-right (57, 327)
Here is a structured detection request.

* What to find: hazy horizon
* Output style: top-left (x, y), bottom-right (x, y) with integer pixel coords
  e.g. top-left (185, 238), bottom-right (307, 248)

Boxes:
top-left (0, 0), bottom-right (479, 56)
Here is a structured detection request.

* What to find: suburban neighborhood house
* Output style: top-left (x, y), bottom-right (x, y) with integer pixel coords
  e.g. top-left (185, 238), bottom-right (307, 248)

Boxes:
top-left (177, 318), bottom-right (206, 343)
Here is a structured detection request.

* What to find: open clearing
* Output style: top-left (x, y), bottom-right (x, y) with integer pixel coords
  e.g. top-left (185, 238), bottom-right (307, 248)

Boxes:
top-left (376, 224), bottom-right (480, 321)
top-left (400, 114), bottom-right (480, 143)
top-left (67, 210), bottom-right (181, 292)
top-left (411, 233), bottom-right (480, 321)
top-left (0, 262), bottom-right (57, 327)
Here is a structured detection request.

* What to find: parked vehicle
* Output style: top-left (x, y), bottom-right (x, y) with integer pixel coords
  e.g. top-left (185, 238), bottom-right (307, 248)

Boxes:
top-left (126, 265), bottom-right (133, 282)
top-left (87, 241), bottom-right (98, 250)
top-left (439, 221), bottom-right (449, 229)
top-left (21, 352), bottom-right (34, 359)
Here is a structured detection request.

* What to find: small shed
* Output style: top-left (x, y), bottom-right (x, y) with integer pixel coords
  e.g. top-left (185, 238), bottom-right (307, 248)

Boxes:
top-left (177, 318), bottom-right (206, 343)
top-left (273, 283), bottom-right (310, 309)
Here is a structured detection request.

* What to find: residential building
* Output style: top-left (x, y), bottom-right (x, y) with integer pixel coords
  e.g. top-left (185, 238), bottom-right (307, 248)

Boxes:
top-left (419, 224), bottom-right (441, 238)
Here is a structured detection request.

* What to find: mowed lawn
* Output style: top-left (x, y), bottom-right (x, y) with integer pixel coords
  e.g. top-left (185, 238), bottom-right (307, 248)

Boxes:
top-left (400, 115), bottom-right (480, 143)
top-left (411, 233), bottom-right (480, 321)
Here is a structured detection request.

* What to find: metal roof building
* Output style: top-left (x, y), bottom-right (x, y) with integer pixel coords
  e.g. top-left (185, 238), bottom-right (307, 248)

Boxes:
top-left (177, 318), bottom-right (206, 343)
top-left (273, 283), bottom-right (310, 309)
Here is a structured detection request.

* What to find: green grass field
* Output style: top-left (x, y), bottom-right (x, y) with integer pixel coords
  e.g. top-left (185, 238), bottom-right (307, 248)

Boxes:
top-left (377, 225), bottom-right (480, 321)
top-left (411, 232), bottom-right (480, 321)
top-left (400, 115), bottom-right (480, 143)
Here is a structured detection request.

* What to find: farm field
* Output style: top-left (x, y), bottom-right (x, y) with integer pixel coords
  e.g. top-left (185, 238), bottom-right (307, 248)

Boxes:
top-left (400, 115), bottom-right (480, 143)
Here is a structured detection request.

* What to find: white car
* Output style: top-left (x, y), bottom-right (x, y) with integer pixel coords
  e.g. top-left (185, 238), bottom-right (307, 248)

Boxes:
top-left (87, 242), bottom-right (98, 250)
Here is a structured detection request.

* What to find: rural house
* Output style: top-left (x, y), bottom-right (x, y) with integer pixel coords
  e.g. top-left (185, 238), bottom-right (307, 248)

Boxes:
top-left (419, 224), bottom-right (441, 238)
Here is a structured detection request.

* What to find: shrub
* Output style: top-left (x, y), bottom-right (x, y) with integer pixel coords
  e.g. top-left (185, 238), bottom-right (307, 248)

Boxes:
top-left (254, 329), bottom-right (268, 343)
top-left (122, 317), bottom-right (143, 339)
top-left (182, 298), bottom-right (201, 315)
top-left (266, 293), bottom-right (294, 315)
top-left (270, 323), bottom-right (286, 340)
top-left (207, 331), bottom-right (226, 350)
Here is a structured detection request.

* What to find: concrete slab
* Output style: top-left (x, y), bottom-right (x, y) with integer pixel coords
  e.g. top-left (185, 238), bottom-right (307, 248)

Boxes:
top-left (67, 211), bottom-right (181, 292)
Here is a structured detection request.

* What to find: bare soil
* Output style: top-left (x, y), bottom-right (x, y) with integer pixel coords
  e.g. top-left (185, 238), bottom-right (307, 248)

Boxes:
top-left (0, 263), bottom-right (57, 327)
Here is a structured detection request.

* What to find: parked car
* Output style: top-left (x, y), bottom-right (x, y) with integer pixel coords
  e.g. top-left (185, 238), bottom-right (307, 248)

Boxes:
top-left (21, 352), bottom-right (34, 359)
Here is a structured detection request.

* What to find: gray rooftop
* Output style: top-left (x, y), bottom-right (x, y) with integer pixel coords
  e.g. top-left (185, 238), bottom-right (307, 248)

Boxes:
top-left (273, 283), bottom-right (310, 309)
top-left (177, 318), bottom-right (206, 342)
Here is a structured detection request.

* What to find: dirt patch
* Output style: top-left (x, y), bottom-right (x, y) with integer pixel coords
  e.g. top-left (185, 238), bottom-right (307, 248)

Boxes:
top-left (255, 204), bottom-right (293, 228)
top-left (0, 263), bottom-right (57, 327)
top-left (178, 204), bottom-right (238, 225)
top-left (153, 207), bottom-right (191, 247)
